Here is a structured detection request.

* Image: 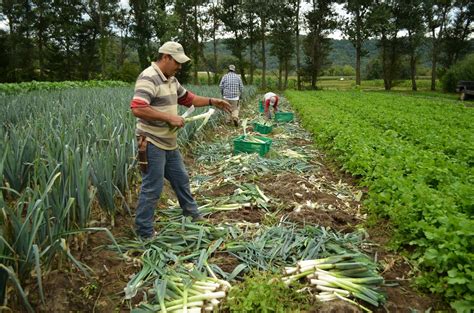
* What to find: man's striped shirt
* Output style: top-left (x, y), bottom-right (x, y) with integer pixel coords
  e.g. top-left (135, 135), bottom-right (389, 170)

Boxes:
top-left (131, 62), bottom-right (192, 150)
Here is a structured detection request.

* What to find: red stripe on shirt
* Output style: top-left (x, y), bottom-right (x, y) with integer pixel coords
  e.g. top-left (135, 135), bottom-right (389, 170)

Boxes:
top-left (130, 98), bottom-right (149, 109)
top-left (178, 91), bottom-right (195, 107)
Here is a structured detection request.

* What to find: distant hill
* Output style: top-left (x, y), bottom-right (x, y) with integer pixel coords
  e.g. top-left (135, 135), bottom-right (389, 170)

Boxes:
top-left (202, 38), bottom-right (437, 73)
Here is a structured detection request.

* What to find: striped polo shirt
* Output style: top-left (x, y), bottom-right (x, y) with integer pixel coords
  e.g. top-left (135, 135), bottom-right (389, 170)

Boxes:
top-left (132, 62), bottom-right (188, 150)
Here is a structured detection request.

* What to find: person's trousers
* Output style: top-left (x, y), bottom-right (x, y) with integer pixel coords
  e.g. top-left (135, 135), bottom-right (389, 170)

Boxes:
top-left (135, 143), bottom-right (200, 238)
top-left (225, 99), bottom-right (240, 122)
top-left (264, 99), bottom-right (279, 119)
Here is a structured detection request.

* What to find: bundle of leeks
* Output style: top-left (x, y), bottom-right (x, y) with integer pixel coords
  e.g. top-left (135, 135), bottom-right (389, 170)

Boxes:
top-left (282, 254), bottom-right (385, 312)
top-left (132, 268), bottom-right (231, 313)
top-left (253, 116), bottom-right (273, 126)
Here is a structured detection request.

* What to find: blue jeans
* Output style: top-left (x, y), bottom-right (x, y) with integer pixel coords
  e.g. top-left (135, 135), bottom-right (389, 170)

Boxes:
top-left (135, 143), bottom-right (200, 238)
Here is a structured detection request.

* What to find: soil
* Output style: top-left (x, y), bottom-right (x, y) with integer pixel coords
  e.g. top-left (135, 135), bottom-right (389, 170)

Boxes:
top-left (6, 99), bottom-right (449, 312)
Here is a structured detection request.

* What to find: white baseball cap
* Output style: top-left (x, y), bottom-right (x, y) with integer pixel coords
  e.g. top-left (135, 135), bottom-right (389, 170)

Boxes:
top-left (159, 41), bottom-right (191, 64)
top-left (228, 64), bottom-right (236, 71)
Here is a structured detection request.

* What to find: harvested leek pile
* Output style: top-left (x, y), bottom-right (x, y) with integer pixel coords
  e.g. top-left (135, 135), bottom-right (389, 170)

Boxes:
top-left (131, 269), bottom-right (231, 313)
top-left (112, 218), bottom-right (231, 258)
top-left (239, 135), bottom-right (267, 144)
top-left (114, 219), bottom-right (237, 311)
top-left (283, 254), bottom-right (385, 311)
top-left (190, 148), bottom-right (316, 194)
top-left (115, 214), bottom-right (386, 310)
top-left (223, 222), bottom-right (366, 272)
top-left (252, 116), bottom-right (273, 126)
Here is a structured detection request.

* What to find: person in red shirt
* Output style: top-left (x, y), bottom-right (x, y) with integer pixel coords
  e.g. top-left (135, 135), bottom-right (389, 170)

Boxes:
top-left (263, 92), bottom-right (279, 119)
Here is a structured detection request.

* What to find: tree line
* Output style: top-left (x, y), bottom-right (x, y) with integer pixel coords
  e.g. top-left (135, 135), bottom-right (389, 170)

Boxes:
top-left (0, 0), bottom-right (472, 91)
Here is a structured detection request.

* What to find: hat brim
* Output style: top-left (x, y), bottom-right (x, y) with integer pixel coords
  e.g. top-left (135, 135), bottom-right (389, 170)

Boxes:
top-left (171, 53), bottom-right (191, 64)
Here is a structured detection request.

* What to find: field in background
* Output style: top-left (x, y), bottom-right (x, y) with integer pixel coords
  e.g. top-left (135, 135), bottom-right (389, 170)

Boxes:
top-left (196, 72), bottom-right (445, 94)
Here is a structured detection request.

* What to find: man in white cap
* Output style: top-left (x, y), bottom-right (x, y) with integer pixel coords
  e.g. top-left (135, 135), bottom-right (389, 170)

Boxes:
top-left (219, 64), bottom-right (244, 126)
top-left (263, 91), bottom-right (279, 119)
top-left (130, 41), bottom-right (232, 240)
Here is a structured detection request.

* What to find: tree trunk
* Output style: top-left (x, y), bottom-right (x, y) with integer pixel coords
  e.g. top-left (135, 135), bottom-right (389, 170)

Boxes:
top-left (355, 10), bottom-right (361, 86)
top-left (356, 41), bottom-right (361, 86)
top-left (295, 0), bottom-right (301, 90)
top-left (119, 28), bottom-right (127, 67)
top-left (98, 4), bottom-right (107, 77)
top-left (138, 45), bottom-right (149, 70)
top-left (36, 6), bottom-right (46, 80)
top-left (311, 33), bottom-right (317, 89)
top-left (381, 36), bottom-right (390, 91)
top-left (430, 6), bottom-right (449, 91)
top-left (409, 32), bottom-right (417, 91)
top-left (278, 62), bottom-right (282, 90)
top-left (193, 4), bottom-right (199, 85)
top-left (284, 58), bottom-right (289, 89)
top-left (250, 38), bottom-right (254, 84)
top-left (261, 16), bottom-right (266, 90)
top-left (431, 28), bottom-right (437, 91)
top-left (213, 29), bottom-right (218, 84)
top-left (411, 51), bottom-right (417, 91)
top-left (7, 10), bottom-right (18, 81)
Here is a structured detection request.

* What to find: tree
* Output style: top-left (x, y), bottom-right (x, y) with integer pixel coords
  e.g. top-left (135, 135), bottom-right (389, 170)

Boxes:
top-left (269, 0), bottom-right (297, 89)
top-left (1, 0), bottom-right (36, 81)
top-left (303, 0), bottom-right (338, 89)
top-left (48, 0), bottom-right (87, 80)
top-left (397, 0), bottom-right (425, 91)
top-left (84, 0), bottom-right (120, 78)
top-left (220, 0), bottom-right (247, 83)
top-left (208, 2), bottom-right (223, 84)
top-left (423, 0), bottom-right (453, 91)
top-left (242, 1), bottom-right (258, 85)
top-left (341, 0), bottom-right (372, 86)
top-left (114, 7), bottom-right (132, 67)
top-left (368, 0), bottom-right (402, 90)
top-left (294, 0), bottom-right (302, 90)
top-left (129, 0), bottom-right (156, 70)
top-left (31, 0), bottom-right (54, 80)
top-left (440, 0), bottom-right (473, 69)
top-left (252, 0), bottom-right (272, 89)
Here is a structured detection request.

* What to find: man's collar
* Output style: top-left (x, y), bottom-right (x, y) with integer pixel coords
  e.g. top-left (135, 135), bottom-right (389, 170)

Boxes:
top-left (151, 62), bottom-right (168, 81)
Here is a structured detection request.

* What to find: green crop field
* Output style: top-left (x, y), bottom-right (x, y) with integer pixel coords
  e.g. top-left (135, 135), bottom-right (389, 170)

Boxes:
top-left (0, 84), bottom-right (257, 311)
top-left (286, 90), bottom-right (474, 310)
top-left (1, 82), bottom-right (471, 312)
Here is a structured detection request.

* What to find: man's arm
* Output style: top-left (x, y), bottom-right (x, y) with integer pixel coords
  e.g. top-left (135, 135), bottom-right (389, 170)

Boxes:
top-left (191, 95), bottom-right (232, 113)
top-left (131, 106), bottom-right (184, 127)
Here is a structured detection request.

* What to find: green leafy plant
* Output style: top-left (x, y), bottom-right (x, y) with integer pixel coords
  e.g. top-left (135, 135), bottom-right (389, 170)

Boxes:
top-left (225, 270), bottom-right (313, 312)
top-left (285, 90), bottom-right (474, 311)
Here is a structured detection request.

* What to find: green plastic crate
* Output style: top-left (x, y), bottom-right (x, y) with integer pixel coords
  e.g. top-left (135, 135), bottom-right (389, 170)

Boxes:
top-left (274, 112), bottom-right (294, 122)
top-left (233, 135), bottom-right (272, 156)
top-left (258, 100), bottom-right (264, 113)
top-left (253, 122), bottom-right (273, 134)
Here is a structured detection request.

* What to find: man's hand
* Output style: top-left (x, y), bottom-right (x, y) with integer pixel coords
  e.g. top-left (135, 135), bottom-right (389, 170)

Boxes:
top-left (212, 98), bottom-right (232, 114)
top-left (168, 115), bottom-right (185, 127)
